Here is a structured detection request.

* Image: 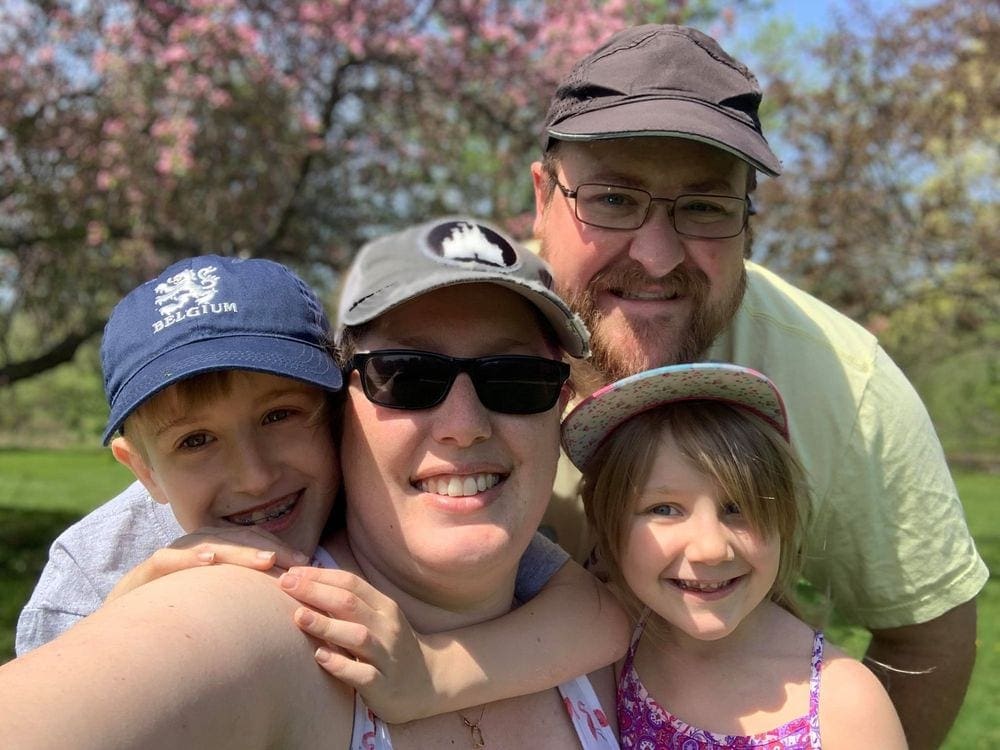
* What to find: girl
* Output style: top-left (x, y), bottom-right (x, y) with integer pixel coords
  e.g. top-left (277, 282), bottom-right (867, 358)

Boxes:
top-left (561, 363), bottom-right (907, 749)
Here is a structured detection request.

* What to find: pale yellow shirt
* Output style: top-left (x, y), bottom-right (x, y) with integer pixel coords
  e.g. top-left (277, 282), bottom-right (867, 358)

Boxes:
top-left (543, 261), bottom-right (987, 629)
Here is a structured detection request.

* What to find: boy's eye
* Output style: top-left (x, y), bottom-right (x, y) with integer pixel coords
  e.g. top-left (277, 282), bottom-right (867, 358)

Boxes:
top-left (178, 433), bottom-right (211, 450)
top-left (263, 408), bottom-right (294, 425)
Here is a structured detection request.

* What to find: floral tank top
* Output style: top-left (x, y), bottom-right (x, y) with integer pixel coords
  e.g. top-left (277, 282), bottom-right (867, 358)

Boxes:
top-left (618, 621), bottom-right (824, 749)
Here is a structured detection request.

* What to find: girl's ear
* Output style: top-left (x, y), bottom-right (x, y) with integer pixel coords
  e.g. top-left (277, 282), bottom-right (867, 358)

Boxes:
top-left (110, 437), bottom-right (169, 505)
top-left (558, 381), bottom-right (574, 413)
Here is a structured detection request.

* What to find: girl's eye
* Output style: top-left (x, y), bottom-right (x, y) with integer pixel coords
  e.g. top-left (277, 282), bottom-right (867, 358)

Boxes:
top-left (648, 504), bottom-right (680, 517)
top-left (722, 501), bottom-right (742, 516)
top-left (263, 408), bottom-right (293, 425)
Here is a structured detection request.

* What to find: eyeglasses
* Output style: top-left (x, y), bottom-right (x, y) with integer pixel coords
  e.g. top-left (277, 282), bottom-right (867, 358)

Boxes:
top-left (554, 181), bottom-right (749, 238)
top-left (347, 350), bottom-right (570, 414)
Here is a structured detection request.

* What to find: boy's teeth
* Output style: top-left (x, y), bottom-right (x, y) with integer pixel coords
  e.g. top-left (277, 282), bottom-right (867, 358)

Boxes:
top-left (418, 473), bottom-right (500, 497)
top-left (226, 496), bottom-right (297, 526)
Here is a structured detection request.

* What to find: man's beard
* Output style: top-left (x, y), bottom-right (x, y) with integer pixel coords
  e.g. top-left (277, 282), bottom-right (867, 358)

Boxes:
top-left (562, 262), bottom-right (746, 384)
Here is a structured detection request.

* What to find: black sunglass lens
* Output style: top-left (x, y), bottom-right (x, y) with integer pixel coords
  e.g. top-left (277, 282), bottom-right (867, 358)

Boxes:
top-left (474, 359), bottom-right (565, 414)
top-left (362, 354), bottom-right (452, 409)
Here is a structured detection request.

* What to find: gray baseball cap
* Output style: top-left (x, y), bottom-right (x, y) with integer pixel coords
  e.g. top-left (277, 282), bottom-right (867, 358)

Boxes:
top-left (336, 217), bottom-right (590, 358)
top-left (543, 24), bottom-right (781, 176)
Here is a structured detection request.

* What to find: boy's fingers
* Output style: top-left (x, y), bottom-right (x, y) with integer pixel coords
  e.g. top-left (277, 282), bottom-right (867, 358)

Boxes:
top-left (196, 544), bottom-right (278, 570)
top-left (169, 526), bottom-right (311, 569)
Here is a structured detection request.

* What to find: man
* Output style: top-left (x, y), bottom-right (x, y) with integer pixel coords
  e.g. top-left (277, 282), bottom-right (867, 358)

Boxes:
top-left (530, 24), bottom-right (987, 750)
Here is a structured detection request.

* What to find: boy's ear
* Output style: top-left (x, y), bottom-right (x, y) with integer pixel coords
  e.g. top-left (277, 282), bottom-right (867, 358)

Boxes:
top-left (110, 437), bottom-right (169, 506)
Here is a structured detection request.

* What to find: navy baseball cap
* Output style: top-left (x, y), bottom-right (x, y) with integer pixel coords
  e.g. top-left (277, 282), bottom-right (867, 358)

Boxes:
top-left (543, 24), bottom-right (781, 176)
top-left (336, 217), bottom-right (590, 358)
top-left (101, 255), bottom-right (342, 445)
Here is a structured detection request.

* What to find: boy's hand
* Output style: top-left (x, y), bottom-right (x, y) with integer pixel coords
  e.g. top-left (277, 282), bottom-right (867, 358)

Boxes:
top-left (106, 527), bottom-right (311, 603)
top-left (279, 566), bottom-right (437, 723)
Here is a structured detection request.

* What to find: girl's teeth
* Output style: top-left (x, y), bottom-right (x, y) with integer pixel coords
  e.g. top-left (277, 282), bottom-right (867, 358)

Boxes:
top-left (677, 579), bottom-right (731, 592)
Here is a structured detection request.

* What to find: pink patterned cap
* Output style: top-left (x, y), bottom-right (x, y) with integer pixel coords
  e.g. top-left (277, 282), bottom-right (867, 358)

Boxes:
top-left (561, 363), bottom-right (789, 470)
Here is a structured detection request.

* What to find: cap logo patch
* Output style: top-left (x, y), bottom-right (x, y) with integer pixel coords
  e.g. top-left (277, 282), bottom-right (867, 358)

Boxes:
top-left (151, 265), bottom-right (237, 333)
top-left (425, 220), bottom-right (520, 269)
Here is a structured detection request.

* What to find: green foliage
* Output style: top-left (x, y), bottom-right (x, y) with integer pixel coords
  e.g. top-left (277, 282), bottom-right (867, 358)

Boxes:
top-left (753, 0), bottom-right (998, 330)
top-left (915, 347), bottom-right (1000, 461)
top-left (0, 343), bottom-right (107, 448)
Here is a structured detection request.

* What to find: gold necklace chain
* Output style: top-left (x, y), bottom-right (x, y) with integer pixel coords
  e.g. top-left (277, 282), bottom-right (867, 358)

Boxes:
top-left (459, 705), bottom-right (487, 749)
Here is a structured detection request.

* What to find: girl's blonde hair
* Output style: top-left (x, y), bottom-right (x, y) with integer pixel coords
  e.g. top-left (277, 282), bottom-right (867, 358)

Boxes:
top-left (581, 400), bottom-right (808, 628)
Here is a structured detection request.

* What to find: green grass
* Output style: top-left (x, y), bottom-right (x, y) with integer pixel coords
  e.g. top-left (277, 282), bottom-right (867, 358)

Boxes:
top-left (0, 448), bottom-right (134, 513)
top-left (0, 449), bottom-right (135, 658)
top-left (0, 452), bottom-right (996, 744)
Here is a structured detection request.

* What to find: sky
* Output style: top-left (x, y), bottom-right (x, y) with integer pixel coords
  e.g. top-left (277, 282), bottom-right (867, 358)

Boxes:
top-left (713, 0), bottom-right (933, 88)
top-left (728, 0), bottom-right (931, 41)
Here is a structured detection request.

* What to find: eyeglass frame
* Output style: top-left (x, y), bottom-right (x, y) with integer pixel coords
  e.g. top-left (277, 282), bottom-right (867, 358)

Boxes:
top-left (552, 179), bottom-right (752, 238)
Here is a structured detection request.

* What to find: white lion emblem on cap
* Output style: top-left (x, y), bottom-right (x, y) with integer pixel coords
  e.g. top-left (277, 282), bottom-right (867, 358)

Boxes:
top-left (155, 266), bottom-right (220, 317)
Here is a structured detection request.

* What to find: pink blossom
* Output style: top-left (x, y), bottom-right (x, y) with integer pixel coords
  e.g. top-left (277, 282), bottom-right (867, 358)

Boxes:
top-left (86, 221), bottom-right (107, 246)
top-left (161, 44), bottom-right (190, 65)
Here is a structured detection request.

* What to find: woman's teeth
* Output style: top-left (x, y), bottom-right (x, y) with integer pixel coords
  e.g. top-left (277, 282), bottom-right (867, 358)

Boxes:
top-left (416, 473), bottom-right (501, 497)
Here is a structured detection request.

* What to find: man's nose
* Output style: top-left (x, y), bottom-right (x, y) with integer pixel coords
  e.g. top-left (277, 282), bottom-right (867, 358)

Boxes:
top-left (626, 202), bottom-right (685, 278)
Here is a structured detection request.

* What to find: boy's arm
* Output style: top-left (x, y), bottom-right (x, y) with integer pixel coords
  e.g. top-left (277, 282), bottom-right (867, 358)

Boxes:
top-left (283, 558), bottom-right (630, 723)
top-left (105, 526), bottom-right (311, 602)
top-left (15, 544), bottom-right (104, 656)
top-left (16, 481), bottom-right (183, 655)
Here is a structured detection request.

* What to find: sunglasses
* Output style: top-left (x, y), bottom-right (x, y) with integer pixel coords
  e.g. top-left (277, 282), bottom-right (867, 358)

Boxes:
top-left (348, 350), bottom-right (570, 414)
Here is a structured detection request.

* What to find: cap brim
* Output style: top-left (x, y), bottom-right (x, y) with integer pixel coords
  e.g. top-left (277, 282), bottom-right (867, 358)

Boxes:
top-left (547, 98), bottom-right (781, 177)
top-left (340, 272), bottom-right (590, 359)
top-left (561, 363), bottom-right (788, 470)
top-left (102, 336), bottom-right (342, 445)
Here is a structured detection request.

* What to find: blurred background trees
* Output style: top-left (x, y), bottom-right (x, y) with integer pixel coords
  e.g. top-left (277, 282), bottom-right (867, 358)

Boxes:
top-left (0, 0), bottom-right (996, 460)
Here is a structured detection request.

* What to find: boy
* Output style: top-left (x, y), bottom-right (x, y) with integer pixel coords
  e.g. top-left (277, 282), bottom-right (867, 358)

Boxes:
top-left (15, 255), bottom-right (344, 655)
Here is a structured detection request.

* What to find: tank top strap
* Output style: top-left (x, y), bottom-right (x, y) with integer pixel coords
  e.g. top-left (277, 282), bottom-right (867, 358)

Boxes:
top-left (807, 630), bottom-right (825, 747)
top-left (350, 691), bottom-right (394, 750)
top-left (558, 674), bottom-right (621, 749)
top-left (622, 608), bottom-right (649, 674)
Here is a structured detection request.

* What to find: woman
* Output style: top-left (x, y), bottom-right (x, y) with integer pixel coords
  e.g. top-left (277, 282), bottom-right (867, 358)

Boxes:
top-left (0, 218), bottom-right (620, 750)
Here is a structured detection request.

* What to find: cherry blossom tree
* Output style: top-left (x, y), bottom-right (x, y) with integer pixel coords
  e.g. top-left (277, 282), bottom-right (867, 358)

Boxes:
top-left (1, 0), bottom-right (743, 384)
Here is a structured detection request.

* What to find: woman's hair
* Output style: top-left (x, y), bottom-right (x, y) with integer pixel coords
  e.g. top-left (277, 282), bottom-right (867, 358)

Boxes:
top-left (581, 400), bottom-right (808, 630)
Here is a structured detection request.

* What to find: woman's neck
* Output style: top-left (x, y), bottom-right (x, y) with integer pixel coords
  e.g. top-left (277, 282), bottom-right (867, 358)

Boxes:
top-left (324, 530), bottom-right (518, 633)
